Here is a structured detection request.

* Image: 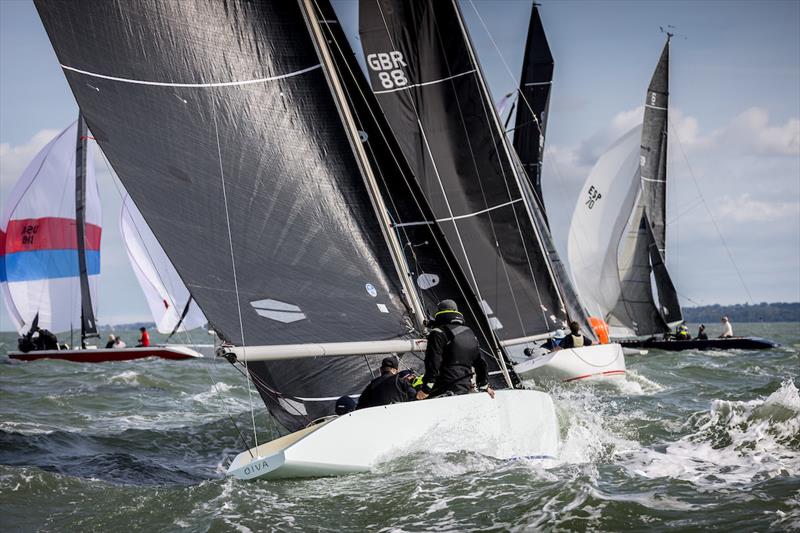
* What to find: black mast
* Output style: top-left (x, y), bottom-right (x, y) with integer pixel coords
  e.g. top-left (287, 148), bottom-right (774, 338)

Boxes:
top-left (75, 112), bottom-right (98, 343)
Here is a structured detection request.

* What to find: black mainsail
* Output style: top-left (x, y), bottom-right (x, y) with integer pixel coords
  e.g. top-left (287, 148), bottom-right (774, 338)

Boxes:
top-left (75, 113), bottom-right (98, 341)
top-left (359, 0), bottom-right (567, 344)
top-left (612, 37), bottom-right (683, 336)
top-left (313, 0), bottom-right (516, 386)
top-left (511, 3), bottom-right (553, 221)
top-left (35, 0), bottom-right (427, 430)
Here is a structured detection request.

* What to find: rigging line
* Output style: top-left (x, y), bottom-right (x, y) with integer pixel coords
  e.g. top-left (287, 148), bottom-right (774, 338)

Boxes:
top-left (99, 151), bottom-right (195, 346)
top-left (212, 110), bottom-right (260, 450)
top-left (204, 357), bottom-right (254, 458)
top-left (443, 2), bottom-right (551, 332)
top-left (668, 117), bottom-right (754, 304)
top-left (227, 360), bottom-right (313, 424)
top-left (325, 0), bottom-right (499, 356)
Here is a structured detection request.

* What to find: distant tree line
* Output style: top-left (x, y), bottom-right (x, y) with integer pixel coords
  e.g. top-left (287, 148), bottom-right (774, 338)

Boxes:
top-left (681, 302), bottom-right (800, 323)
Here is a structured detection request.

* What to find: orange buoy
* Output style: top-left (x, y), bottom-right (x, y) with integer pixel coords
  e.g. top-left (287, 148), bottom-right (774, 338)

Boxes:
top-left (589, 316), bottom-right (610, 344)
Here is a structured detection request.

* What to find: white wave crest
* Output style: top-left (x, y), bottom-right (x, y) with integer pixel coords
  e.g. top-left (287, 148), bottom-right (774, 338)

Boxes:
top-left (621, 379), bottom-right (800, 488)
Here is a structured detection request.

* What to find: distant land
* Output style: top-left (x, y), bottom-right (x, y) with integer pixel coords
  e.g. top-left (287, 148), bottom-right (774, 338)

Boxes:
top-left (681, 302), bottom-right (800, 323)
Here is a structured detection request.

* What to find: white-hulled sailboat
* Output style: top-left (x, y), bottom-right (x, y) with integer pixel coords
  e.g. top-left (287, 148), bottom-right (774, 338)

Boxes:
top-left (35, 0), bottom-right (560, 479)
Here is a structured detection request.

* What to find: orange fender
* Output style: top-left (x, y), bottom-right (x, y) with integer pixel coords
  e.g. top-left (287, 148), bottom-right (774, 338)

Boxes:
top-left (589, 317), bottom-right (610, 344)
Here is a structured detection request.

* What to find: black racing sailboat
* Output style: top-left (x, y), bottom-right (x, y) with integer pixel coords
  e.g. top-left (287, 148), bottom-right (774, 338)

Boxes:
top-left (34, 0), bottom-right (561, 480)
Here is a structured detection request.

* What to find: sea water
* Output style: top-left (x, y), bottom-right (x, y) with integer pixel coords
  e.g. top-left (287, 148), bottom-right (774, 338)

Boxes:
top-left (1, 323), bottom-right (798, 531)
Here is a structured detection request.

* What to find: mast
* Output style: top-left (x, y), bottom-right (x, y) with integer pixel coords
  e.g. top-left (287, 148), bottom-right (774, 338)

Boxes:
top-left (298, 0), bottom-right (426, 333)
top-left (75, 112), bottom-right (98, 342)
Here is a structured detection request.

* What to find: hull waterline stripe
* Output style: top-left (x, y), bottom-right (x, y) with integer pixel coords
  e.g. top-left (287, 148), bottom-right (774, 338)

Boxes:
top-left (373, 69), bottom-right (476, 94)
top-left (393, 198), bottom-right (523, 228)
top-left (60, 64), bottom-right (322, 88)
top-left (563, 369), bottom-right (626, 383)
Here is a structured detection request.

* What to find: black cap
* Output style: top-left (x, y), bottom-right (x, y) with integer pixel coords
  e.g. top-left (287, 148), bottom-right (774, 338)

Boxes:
top-left (335, 395), bottom-right (356, 415)
top-left (436, 299), bottom-right (458, 313)
top-left (381, 355), bottom-right (398, 370)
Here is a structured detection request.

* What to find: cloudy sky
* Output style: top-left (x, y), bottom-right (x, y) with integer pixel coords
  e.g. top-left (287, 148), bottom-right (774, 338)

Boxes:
top-left (1, 0), bottom-right (798, 331)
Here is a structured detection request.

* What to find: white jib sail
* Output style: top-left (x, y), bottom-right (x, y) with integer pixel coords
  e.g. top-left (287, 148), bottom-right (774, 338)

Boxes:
top-left (119, 195), bottom-right (206, 334)
top-left (567, 124), bottom-right (643, 322)
top-left (1, 122), bottom-right (101, 334)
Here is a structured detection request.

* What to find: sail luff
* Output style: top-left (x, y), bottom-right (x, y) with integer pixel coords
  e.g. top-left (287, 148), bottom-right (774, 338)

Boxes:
top-left (75, 113), bottom-right (98, 340)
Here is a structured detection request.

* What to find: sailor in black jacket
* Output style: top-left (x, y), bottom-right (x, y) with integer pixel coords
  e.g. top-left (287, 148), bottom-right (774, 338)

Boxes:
top-left (417, 300), bottom-right (495, 400)
top-left (356, 355), bottom-right (417, 410)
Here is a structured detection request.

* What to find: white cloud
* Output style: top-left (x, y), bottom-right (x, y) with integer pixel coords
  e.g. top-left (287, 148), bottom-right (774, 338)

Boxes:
top-left (716, 193), bottom-right (799, 223)
top-left (0, 128), bottom-right (61, 195)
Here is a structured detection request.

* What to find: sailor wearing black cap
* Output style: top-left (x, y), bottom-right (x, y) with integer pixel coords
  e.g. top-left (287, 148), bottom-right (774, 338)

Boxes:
top-left (416, 300), bottom-right (495, 400)
top-left (355, 355), bottom-right (417, 410)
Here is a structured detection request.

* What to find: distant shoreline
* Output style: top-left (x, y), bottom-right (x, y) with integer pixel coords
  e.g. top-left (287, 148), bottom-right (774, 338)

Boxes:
top-left (681, 302), bottom-right (800, 323)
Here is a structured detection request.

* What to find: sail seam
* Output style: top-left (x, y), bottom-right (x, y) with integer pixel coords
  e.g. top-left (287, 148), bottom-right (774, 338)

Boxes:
top-left (393, 198), bottom-right (524, 227)
top-left (373, 69), bottom-right (476, 94)
top-left (641, 176), bottom-right (666, 183)
top-left (524, 81), bottom-right (551, 86)
top-left (645, 104), bottom-right (667, 111)
top-left (59, 64), bottom-right (322, 87)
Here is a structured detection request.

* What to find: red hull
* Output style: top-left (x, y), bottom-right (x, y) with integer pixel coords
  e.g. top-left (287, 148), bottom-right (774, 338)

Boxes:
top-left (8, 346), bottom-right (202, 363)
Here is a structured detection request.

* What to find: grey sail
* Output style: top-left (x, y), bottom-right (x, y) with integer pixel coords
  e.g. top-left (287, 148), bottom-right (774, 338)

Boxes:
top-left (613, 37), bottom-right (682, 335)
top-left (313, 0), bottom-right (516, 387)
top-left (359, 0), bottom-right (567, 343)
top-left (512, 3), bottom-right (553, 220)
top-left (36, 0), bottom-right (423, 431)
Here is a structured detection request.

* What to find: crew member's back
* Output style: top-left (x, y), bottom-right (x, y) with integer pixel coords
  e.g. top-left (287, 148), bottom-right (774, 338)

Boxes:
top-left (356, 356), bottom-right (416, 410)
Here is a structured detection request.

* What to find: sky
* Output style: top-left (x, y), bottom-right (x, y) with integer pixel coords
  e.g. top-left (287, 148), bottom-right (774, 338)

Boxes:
top-left (0, 0), bottom-right (798, 331)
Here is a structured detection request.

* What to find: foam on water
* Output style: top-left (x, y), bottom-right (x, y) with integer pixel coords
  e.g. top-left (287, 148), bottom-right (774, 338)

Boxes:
top-left (620, 379), bottom-right (800, 488)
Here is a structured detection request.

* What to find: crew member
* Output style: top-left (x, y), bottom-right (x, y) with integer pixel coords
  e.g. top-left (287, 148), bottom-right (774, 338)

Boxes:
top-left (559, 321), bottom-right (594, 349)
top-left (542, 329), bottom-right (566, 351)
top-left (675, 323), bottom-right (691, 340)
top-left (105, 335), bottom-right (116, 349)
top-left (137, 326), bottom-right (150, 347)
top-left (697, 324), bottom-right (708, 340)
top-left (719, 316), bottom-right (733, 338)
top-left (356, 355), bottom-right (416, 409)
top-left (417, 300), bottom-right (494, 400)
top-left (335, 395), bottom-right (356, 415)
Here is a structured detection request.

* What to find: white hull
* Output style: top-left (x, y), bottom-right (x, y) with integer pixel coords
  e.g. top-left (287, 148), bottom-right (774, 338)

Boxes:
top-left (513, 343), bottom-right (626, 384)
top-left (228, 389), bottom-right (559, 480)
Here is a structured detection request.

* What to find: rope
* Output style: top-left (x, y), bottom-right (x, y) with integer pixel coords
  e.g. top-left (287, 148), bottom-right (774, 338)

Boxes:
top-left (212, 110), bottom-right (260, 450)
top-left (668, 117), bottom-right (754, 303)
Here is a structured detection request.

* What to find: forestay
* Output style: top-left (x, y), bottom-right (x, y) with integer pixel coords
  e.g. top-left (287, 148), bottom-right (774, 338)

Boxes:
top-left (36, 0), bottom-right (421, 431)
top-left (0, 121), bottom-right (101, 335)
top-left (359, 0), bottom-right (566, 343)
top-left (120, 195), bottom-right (206, 335)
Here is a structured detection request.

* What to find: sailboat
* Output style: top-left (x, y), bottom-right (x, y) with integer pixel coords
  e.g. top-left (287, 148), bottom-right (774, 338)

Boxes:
top-left (567, 35), bottom-right (775, 352)
top-left (34, 0), bottom-right (560, 479)
top-left (2, 117), bottom-right (203, 362)
top-left (359, 0), bottom-right (625, 383)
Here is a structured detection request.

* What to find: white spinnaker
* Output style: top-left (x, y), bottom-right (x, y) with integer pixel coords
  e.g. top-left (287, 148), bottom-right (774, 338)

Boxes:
top-left (1, 122), bottom-right (101, 334)
top-left (120, 195), bottom-right (206, 334)
top-left (567, 125), bottom-right (643, 326)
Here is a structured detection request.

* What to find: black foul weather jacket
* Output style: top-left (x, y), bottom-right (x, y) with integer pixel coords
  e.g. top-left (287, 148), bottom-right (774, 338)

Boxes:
top-left (422, 313), bottom-right (488, 397)
top-left (356, 373), bottom-right (417, 410)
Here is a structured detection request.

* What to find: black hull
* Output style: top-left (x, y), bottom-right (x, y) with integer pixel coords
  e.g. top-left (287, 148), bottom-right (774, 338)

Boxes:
top-left (620, 337), bottom-right (777, 352)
